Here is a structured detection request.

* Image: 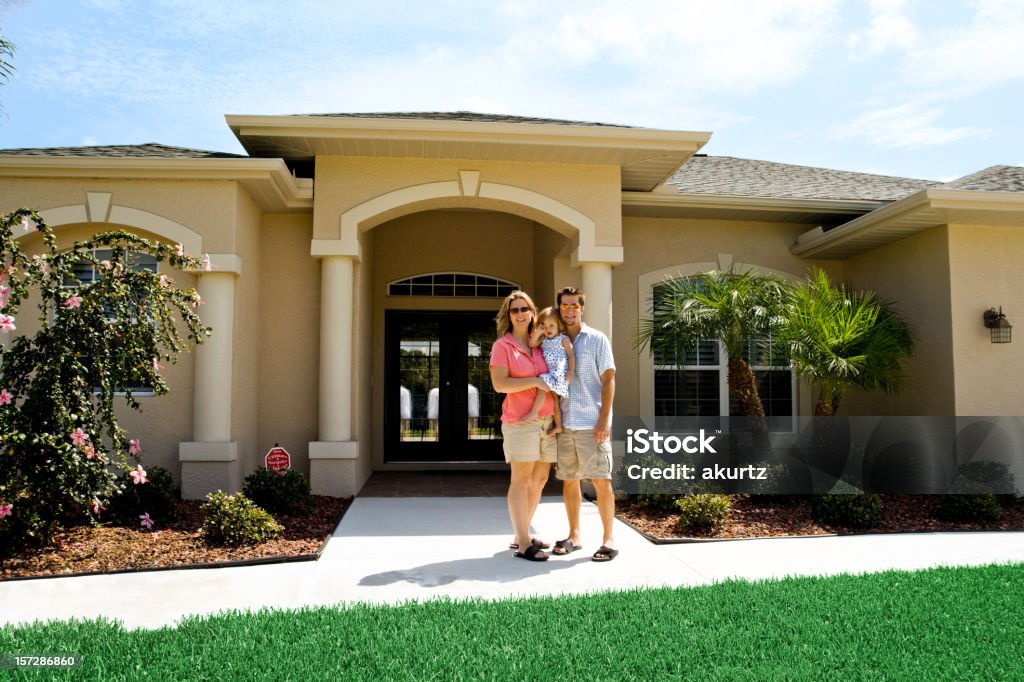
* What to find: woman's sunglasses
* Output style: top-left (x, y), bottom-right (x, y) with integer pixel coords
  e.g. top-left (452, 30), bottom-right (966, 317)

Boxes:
top-left (509, 306), bottom-right (532, 314)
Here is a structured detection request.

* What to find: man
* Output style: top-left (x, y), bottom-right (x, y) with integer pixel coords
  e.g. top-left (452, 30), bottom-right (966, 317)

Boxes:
top-left (550, 286), bottom-right (618, 562)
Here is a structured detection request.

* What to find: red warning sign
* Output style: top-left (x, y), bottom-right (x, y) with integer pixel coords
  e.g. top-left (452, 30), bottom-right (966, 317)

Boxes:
top-left (265, 446), bottom-right (291, 471)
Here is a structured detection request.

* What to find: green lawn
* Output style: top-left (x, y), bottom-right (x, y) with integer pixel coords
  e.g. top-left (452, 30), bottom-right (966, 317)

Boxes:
top-left (2, 563), bottom-right (1023, 680)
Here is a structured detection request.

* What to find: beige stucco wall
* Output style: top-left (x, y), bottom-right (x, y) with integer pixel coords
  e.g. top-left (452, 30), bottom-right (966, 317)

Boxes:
top-left (313, 157), bottom-right (622, 247)
top-left (615, 216), bottom-right (841, 418)
top-left (0, 178), bottom-right (240, 253)
top-left (843, 226), bottom-right (954, 416)
top-left (255, 213), bottom-right (319, 474)
top-left (947, 223), bottom-right (1024, 415)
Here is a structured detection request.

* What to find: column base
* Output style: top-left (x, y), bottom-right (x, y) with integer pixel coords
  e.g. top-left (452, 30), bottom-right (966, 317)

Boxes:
top-left (179, 441), bottom-right (240, 500)
top-left (309, 441), bottom-right (368, 497)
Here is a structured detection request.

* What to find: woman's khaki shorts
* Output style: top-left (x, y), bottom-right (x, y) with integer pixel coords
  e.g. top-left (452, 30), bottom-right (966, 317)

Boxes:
top-left (501, 417), bottom-right (558, 463)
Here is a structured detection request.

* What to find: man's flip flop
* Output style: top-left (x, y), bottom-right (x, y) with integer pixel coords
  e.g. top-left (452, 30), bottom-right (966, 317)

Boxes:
top-left (591, 545), bottom-right (619, 562)
top-left (551, 539), bottom-right (581, 555)
top-left (514, 544), bottom-right (549, 562)
top-left (509, 538), bottom-right (550, 550)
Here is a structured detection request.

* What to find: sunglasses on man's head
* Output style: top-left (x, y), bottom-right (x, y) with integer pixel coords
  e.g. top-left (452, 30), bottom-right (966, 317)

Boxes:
top-left (559, 303), bottom-right (581, 311)
top-left (509, 306), bottom-right (532, 314)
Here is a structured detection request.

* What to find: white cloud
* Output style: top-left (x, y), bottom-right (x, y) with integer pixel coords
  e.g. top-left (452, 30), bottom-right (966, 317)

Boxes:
top-left (847, 0), bottom-right (919, 58)
top-left (829, 102), bottom-right (987, 149)
top-left (899, 0), bottom-right (1024, 97)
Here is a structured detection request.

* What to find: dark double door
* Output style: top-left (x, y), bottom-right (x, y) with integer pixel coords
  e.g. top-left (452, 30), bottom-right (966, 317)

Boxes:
top-left (384, 311), bottom-right (504, 462)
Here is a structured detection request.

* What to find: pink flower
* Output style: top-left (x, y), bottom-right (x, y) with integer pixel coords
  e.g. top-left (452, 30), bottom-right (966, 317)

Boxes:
top-left (31, 254), bottom-right (48, 272)
top-left (0, 502), bottom-right (12, 519)
top-left (151, 357), bottom-right (164, 372)
top-left (84, 445), bottom-right (98, 460)
top-left (64, 293), bottom-right (83, 309)
top-left (129, 439), bottom-right (142, 456)
top-left (130, 464), bottom-right (148, 485)
top-left (71, 428), bottom-right (90, 447)
top-left (175, 243), bottom-right (184, 257)
top-left (0, 389), bottom-right (12, 406)
top-left (159, 274), bottom-right (169, 288)
top-left (100, 260), bottom-right (112, 270)
top-left (0, 314), bottom-right (15, 333)
top-left (139, 512), bottom-right (153, 529)
top-left (191, 291), bottom-right (203, 307)
top-left (0, 284), bottom-right (9, 306)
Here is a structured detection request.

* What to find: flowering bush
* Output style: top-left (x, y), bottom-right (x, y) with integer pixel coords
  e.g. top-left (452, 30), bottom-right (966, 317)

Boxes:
top-left (0, 208), bottom-right (208, 551)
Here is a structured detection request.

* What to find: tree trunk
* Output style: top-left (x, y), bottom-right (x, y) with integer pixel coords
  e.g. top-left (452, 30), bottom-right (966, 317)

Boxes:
top-left (728, 357), bottom-right (770, 458)
top-left (727, 357), bottom-right (765, 417)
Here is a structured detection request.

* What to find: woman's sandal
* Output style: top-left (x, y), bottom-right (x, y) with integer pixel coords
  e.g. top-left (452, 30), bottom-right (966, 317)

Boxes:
top-left (509, 537), bottom-right (550, 550)
top-left (514, 544), bottom-right (550, 561)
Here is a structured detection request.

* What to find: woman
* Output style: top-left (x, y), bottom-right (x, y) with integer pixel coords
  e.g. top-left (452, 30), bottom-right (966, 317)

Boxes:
top-left (489, 291), bottom-right (557, 561)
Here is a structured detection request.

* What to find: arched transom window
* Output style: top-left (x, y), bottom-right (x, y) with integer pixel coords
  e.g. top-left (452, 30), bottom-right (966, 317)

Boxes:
top-left (387, 272), bottom-right (519, 298)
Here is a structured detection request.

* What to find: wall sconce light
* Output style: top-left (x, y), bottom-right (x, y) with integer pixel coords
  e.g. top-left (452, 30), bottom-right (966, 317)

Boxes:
top-left (984, 307), bottom-right (1012, 344)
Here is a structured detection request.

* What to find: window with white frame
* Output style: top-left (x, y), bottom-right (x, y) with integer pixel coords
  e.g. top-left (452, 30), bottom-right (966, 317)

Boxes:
top-left (651, 281), bottom-right (795, 423)
top-left (64, 248), bottom-right (159, 395)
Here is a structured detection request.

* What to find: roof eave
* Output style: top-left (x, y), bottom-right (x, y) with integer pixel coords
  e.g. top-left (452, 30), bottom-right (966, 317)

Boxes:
top-left (225, 114), bottom-right (711, 191)
top-left (0, 156), bottom-right (313, 212)
top-left (791, 188), bottom-right (1024, 259)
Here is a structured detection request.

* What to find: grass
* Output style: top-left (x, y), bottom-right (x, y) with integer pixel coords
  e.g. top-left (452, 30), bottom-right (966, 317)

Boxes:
top-left (2, 563), bottom-right (1023, 680)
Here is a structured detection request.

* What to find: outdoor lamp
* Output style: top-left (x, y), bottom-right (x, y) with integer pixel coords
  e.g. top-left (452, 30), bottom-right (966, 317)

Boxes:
top-left (983, 307), bottom-right (1012, 343)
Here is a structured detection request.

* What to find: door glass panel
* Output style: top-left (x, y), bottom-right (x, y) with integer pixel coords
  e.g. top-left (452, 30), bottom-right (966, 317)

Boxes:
top-left (467, 326), bottom-right (501, 441)
top-left (398, 321), bottom-right (441, 442)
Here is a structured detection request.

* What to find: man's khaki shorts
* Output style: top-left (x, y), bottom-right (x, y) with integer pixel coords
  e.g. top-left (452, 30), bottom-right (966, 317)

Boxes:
top-left (556, 428), bottom-right (613, 480)
top-left (501, 417), bottom-right (557, 464)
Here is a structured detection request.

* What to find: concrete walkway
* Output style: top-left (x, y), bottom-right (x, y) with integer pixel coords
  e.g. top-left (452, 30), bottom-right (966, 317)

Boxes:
top-left (2, 496), bottom-right (1023, 630)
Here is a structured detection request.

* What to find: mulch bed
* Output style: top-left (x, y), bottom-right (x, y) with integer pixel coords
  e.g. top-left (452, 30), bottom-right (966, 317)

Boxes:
top-left (1, 495), bottom-right (350, 581)
top-left (616, 494), bottom-right (1024, 541)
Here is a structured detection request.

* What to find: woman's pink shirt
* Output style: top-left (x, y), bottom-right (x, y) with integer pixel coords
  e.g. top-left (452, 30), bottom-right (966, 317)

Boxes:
top-left (489, 333), bottom-right (554, 423)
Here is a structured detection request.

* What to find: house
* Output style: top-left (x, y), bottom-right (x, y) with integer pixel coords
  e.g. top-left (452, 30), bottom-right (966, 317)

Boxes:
top-left (1, 112), bottom-right (1021, 499)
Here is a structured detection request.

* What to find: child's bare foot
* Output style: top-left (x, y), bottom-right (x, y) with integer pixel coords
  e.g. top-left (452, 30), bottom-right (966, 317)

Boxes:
top-left (547, 423), bottom-right (563, 436)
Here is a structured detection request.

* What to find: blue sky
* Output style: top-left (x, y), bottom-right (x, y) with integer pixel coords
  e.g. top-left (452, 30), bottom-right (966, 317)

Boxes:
top-left (0, 0), bottom-right (1021, 182)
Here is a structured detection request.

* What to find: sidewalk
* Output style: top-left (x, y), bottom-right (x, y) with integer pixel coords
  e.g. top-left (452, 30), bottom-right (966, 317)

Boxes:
top-left (2, 496), bottom-right (1023, 630)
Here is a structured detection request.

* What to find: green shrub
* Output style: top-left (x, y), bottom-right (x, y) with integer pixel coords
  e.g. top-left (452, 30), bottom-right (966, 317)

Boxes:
top-left (952, 461), bottom-right (1017, 498)
top-left (106, 466), bottom-right (178, 528)
top-left (200, 491), bottom-right (283, 547)
top-left (811, 493), bottom-right (883, 528)
top-left (243, 467), bottom-right (312, 516)
top-left (636, 494), bottom-right (681, 511)
top-left (675, 494), bottom-right (731, 535)
top-left (933, 494), bottom-right (1002, 523)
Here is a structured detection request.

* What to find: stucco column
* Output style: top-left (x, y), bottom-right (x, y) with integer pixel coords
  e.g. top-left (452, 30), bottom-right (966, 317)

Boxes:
top-left (179, 259), bottom-right (242, 499)
top-left (308, 248), bottom-right (362, 497)
top-left (582, 262), bottom-right (613, 339)
top-left (319, 255), bottom-right (354, 442)
top-left (193, 272), bottom-right (235, 440)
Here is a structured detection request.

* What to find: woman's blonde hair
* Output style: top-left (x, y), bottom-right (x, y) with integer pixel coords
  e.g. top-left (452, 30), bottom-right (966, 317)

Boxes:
top-left (495, 290), bottom-right (537, 337)
top-left (536, 306), bottom-right (567, 334)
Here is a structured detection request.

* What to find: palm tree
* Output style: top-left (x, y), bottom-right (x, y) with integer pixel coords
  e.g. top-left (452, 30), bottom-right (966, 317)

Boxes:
top-left (635, 270), bottom-right (789, 417)
top-left (782, 269), bottom-right (914, 416)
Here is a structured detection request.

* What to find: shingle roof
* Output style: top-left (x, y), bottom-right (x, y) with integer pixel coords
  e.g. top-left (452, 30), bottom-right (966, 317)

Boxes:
top-left (939, 165), bottom-right (1024, 193)
top-left (297, 111), bottom-right (634, 128)
top-left (666, 155), bottom-right (939, 202)
top-left (0, 143), bottom-right (245, 159)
